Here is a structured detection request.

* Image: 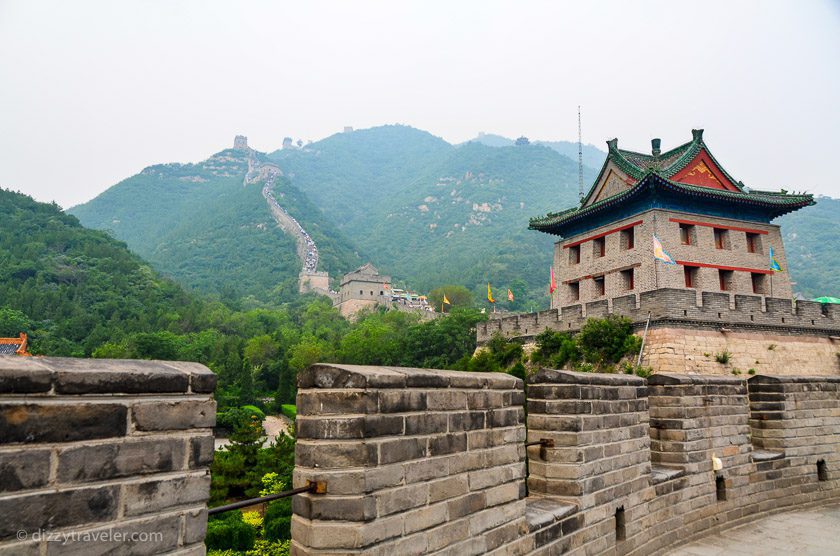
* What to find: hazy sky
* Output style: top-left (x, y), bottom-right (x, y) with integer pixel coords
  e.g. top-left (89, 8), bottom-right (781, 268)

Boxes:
top-left (2, 0), bottom-right (839, 208)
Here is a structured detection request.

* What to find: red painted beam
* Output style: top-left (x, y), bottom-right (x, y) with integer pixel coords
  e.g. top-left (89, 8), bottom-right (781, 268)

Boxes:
top-left (668, 218), bottom-right (769, 235)
top-left (676, 260), bottom-right (774, 274)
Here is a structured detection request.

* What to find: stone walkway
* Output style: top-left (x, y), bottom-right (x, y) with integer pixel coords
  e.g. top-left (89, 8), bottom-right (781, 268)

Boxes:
top-left (667, 503), bottom-right (840, 555)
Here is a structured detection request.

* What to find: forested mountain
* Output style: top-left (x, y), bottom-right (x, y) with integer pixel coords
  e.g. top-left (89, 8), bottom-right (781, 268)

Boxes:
top-left (70, 149), bottom-right (361, 302)
top-left (0, 188), bottom-right (200, 355)
top-left (70, 125), bottom-right (837, 305)
top-left (778, 196), bottom-right (840, 298)
top-left (465, 132), bottom-right (608, 170)
top-left (270, 126), bottom-right (596, 308)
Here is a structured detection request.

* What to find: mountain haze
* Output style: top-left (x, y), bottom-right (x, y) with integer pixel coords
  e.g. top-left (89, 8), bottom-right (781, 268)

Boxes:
top-left (70, 125), bottom-right (838, 305)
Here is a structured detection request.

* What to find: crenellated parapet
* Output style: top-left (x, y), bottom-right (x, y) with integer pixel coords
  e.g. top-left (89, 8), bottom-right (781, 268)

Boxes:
top-left (476, 288), bottom-right (840, 375)
top-left (291, 365), bottom-right (840, 555)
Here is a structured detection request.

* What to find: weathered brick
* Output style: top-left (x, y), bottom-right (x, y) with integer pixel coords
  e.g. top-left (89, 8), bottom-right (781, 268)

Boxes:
top-left (377, 483), bottom-right (428, 516)
top-left (131, 399), bottom-right (215, 431)
top-left (44, 512), bottom-right (181, 555)
top-left (50, 358), bottom-right (190, 394)
top-left (58, 438), bottom-right (185, 483)
top-left (296, 390), bottom-right (377, 416)
top-left (429, 433), bottom-right (467, 456)
top-left (0, 403), bottom-right (127, 443)
top-left (0, 486), bottom-right (119, 539)
top-left (447, 491), bottom-right (486, 519)
top-left (379, 437), bottom-right (427, 464)
top-left (296, 441), bottom-right (375, 468)
top-left (404, 413), bottom-right (448, 435)
top-left (122, 474), bottom-right (210, 516)
top-left (189, 434), bottom-right (214, 468)
top-left (0, 360), bottom-right (52, 394)
top-left (183, 507), bottom-right (208, 545)
top-left (429, 475), bottom-right (469, 503)
top-left (0, 449), bottom-right (50, 492)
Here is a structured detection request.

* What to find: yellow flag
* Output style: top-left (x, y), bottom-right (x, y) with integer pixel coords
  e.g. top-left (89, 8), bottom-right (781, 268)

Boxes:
top-left (487, 283), bottom-right (495, 303)
top-left (443, 293), bottom-right (451, 305)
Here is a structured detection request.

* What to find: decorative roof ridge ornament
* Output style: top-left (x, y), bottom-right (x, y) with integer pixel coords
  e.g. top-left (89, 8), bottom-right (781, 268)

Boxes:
top-left (651, 138), bottom-right (662, 171)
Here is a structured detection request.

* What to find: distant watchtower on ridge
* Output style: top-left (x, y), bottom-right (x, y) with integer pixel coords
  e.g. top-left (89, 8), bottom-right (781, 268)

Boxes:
top-left (233, 135), bottom-right (249, 151)
top-left (529, 130), bottom-right (814, 308)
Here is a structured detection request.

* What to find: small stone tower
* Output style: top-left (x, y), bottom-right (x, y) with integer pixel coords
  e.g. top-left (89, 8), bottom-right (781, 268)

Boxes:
top-left (233, 135), bottom-right (249, 151)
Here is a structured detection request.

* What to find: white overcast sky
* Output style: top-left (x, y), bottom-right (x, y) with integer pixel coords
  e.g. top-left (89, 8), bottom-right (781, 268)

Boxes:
top-left (1, 0), bottom-right (839, 208)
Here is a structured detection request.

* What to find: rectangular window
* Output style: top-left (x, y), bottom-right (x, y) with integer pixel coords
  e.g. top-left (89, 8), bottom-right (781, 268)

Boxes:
top-left (714, 228), bottom-right (729, 250)
top-left (569, 245), bottom-right (580, 265)
top-left (751, 273), bottom-right (767, 294)
top-left (746, 232), bottom-right (762, 254)
top-left (684, 266), bottom-right (697, 288)
top-left (679, 223), bottom-right (694, 246)
top-left (719, 269), bottom-right (733, 291)
top-left (621, 227), bottom-right (635, 250)
top-left (593, 237), bottom-right (606, 258)
top-left (594, 276), bottom-right (605, 296)
top-left (569, 281), bottom-right (580, 301)
top-left (620, 269), bottom-right (634, 291)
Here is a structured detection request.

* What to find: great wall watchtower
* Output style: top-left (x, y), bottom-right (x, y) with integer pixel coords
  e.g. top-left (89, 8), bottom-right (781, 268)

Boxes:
top-left (480, 130), bottom-right (840, 375)
top-left (233, 134), bottom-right (249, 151)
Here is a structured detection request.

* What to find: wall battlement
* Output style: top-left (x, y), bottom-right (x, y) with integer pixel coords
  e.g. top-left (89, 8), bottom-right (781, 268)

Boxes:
top-left (292, 364), bottom-right (840, 555)
top-left (0, 357), bottom-right (216, 554)
top-left (478, 288), bottom-right (840, 344)
top-left (477, 288), bottom-right (840, 375)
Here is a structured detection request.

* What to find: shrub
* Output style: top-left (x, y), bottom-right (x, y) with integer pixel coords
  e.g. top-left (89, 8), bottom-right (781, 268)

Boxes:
top-left (508, 361), bottom-right (527, 381)
top-left (577, 315), bottom-right (640, 368)
top-left (532, 330), bottom-right (579, 369)
top-left (264, 498), bottom-right (293, 541)
top-left (280, 404), bottom-right (297, 420)
top-left (715, 351), bottom-right (731, 364)
top-left (748, 368), bottom-right (756, 375)
top-left (205, 511), bottom-right (256, 551)
top-left (467, 349), bottom-right (500, 372)
top-left (241, 405), bottom-right (266, 421)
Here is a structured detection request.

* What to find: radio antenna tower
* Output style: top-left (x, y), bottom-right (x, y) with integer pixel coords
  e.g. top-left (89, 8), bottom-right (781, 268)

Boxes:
top-left (577, 106), bottom-right (584, 201)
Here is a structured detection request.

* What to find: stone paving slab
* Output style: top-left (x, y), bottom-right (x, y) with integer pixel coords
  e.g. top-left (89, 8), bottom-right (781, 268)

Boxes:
top-left (667, 503), bottom-right (840, 556)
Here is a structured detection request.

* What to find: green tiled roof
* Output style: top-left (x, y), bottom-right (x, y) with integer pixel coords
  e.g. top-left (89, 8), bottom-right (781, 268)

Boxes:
top-left (530, 173), bottom-right (814, 235)
top-left (581, 129), bottom-right (746, 206)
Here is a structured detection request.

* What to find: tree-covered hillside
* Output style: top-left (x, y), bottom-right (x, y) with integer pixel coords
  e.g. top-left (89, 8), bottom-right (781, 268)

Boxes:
top-left (272, 127), bottom-right (595, 308)
top-left (0, 188), bottom-right (200, 355)
top-left (70, 150), bottom-right (362, 302)
top-left (778, 196), bottom-right (840, 298)
top-left (268, 125), bottom-right (454, 231)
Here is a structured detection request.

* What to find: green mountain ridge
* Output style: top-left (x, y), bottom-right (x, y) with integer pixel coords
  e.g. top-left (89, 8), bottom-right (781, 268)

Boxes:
top-left (464, 132), bottom-right (608, 170)
top-left (70, 149), bottom-right (362, 303)
top-left (0, 188), bottom-right (200, 355)
top-left (71, 125), bottom-right (838, 304)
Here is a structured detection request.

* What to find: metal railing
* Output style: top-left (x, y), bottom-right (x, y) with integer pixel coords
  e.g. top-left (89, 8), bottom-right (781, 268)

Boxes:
top-left (208, 480), bottom-right (326, 516)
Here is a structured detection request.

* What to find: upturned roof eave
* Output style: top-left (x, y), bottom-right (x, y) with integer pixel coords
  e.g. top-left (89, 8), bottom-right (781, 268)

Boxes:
top-left (529, 173), bottom-right (814, 236)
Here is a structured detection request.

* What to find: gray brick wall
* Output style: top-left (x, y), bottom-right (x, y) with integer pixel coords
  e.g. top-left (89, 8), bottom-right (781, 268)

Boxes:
top-left (292, 363), bottom-right (526, 555)
top-left (0, 357), bottom-right (215, 555)
top-left (552, 209), bottom-right (793, 310)
top-left (291, 366), bottom-right (839, 555)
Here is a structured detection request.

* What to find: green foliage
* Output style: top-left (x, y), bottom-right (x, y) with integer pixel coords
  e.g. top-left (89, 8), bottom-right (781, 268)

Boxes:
top-left (69, 151), bottom-right (361, 304)
top-left (577, 315), bottom-right (641, 368)
top-left (0, 188), bottom-right (200, 357)
top-left (715, 351), bottom-right (731, 364)
top-left (206, 511), bottom-right (256, 552)
top-left (778, 196), bottom-right (840, 298)
top-left (263, 498), bottom-right (293, 542)
top-left (428, 285), bottom-right (474, 311)
top-left (259, 472), bottom-right (285, 497)
top-left (531, 330), bottom-right (580, 369)
top-left (280, 404), bottom-right (297, 420)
